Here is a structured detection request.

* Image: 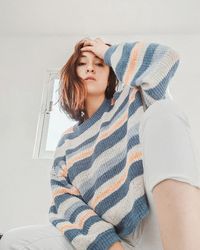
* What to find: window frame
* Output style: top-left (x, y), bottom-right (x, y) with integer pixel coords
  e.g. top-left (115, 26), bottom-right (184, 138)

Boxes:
top-left (33, 70), bottom-right (60, 159)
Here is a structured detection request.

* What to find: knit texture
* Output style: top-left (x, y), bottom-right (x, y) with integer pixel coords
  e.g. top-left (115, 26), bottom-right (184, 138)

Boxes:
top-left (49, 41), bottom-right (180, 250)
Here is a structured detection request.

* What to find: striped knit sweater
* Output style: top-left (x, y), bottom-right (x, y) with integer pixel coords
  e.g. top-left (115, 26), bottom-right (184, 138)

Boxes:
top-left (49, 41), bottom-right (180, 250)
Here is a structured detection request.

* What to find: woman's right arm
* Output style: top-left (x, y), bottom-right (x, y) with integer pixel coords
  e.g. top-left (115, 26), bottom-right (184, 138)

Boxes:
top-left (49, 133), bottom-right (122, 250)
top-left (103, 40), bottom-right (180, 108)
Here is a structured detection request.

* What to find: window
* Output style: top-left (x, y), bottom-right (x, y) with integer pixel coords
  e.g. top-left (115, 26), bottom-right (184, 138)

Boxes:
top-left (33, 71), bottom-right (77, 159)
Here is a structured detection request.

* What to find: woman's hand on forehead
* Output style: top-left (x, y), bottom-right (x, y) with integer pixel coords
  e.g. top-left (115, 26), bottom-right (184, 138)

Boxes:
top-left (80, 38), bottom-right (110, 61)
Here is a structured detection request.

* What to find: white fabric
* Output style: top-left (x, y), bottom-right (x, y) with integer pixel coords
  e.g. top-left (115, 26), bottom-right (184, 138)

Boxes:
top-left (0, 224), bottom-right (74, 250)
top-left (1, 99), bottom-right (200, 250)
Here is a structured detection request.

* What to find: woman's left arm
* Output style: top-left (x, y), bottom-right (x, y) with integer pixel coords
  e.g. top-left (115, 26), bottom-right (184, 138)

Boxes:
top-left (152, 179), bottom-right (200, 250)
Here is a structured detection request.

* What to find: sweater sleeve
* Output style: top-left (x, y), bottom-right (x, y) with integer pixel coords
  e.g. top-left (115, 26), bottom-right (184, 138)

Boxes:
top-left (48, 135), bottom-right (121, 250)
top-left (103, 41), bottom-right (180, 107)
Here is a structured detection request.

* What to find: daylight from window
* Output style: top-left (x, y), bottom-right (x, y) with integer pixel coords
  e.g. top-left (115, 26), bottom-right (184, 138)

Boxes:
top-left (46, 79), bottom-right (77, 151)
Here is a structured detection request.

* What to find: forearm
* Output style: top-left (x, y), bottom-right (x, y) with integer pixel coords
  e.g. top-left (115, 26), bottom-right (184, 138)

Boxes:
top-left (104, 41), bottom-right (180, 85)
top-left (103, 41), bottom-right (180, 107)
top-left (108, 241), bottom-right (125, 250)
top-left (50, 140), bottom-right (122, 250)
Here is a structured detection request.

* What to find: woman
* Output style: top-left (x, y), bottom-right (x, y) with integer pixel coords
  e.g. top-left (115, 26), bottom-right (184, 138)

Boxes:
top-left (1, 38), bottom-right (200, 250)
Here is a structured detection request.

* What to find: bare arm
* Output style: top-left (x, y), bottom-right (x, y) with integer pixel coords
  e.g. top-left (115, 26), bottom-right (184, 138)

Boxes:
top-left (108, 241), bottom-right (125, 250)
top-left (152, 179), bottom-right (200, 250)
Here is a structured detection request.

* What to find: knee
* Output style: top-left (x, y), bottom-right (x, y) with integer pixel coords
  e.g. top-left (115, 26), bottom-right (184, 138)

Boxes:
top-left (139, 99), bottom-right (190, 140)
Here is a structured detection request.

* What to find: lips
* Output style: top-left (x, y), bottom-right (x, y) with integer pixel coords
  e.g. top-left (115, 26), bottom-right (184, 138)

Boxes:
top-left (85, 77), bottom-right (96, 80)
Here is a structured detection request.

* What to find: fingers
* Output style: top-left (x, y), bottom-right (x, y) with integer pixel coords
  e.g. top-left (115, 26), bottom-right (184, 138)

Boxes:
top-left (80, 46), bottom-right (94, 53)
top-left (81, 38), bottom-right (96, 52)
top-left (83, 37), bottom-right (104, 46)
top-left (80, 37), bottom-right (106, 58)
top-left (83, 39), bottom-right (95, 46)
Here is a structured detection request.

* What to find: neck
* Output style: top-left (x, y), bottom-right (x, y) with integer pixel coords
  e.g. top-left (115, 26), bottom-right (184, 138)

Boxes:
top-left (85, 95), bottom-right (106, 119)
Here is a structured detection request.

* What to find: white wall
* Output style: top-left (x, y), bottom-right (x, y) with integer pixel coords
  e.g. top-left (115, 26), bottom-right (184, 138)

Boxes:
top-left (0, 34), bottom-right (200, 233)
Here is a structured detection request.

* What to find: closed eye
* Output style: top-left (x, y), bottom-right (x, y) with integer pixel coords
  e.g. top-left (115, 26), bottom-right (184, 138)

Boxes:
top-left (77, 62), bottom-right (85, 66)
top-left (77, 62), bottom-right (104, 67)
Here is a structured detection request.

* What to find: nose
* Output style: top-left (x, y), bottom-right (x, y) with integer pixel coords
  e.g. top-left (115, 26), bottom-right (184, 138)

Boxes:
top-left (86, 65), bottom-right (95, 73)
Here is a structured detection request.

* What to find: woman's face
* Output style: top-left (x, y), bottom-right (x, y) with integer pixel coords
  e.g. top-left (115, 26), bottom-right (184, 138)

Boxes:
top-left (76, 51), bottom-right (110, 98)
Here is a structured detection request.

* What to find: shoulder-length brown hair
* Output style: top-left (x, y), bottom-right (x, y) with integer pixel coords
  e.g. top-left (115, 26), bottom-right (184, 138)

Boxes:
top-left (57, 39), bottom-right (119, 124)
